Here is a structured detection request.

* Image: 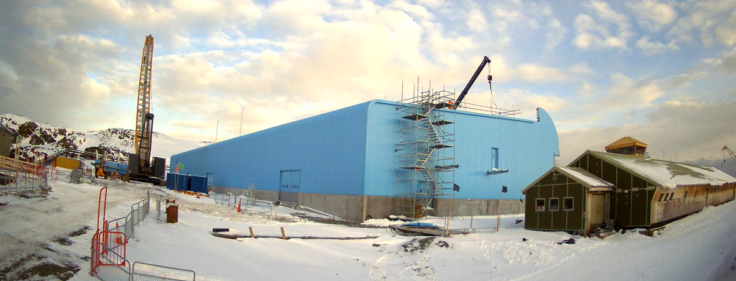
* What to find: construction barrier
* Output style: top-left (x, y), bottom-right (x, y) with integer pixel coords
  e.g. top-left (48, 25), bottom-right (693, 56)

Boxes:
top-left (132, 261), bottom-right (196, 281)
top-left (107, 191), bottom-right (151, 242)
top-left (0, 155), bottom-right (47, 193)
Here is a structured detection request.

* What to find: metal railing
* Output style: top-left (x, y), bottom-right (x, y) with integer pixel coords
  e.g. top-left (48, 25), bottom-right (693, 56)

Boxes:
top-left (132, 262), bottom-right (196, 281)
top-left (92, 235), bottom-right (196, 281)
top-left (448, 216), bottom-right (500, 232)
top-left (0, 155), bottom-right (47, 193)
top-left (108, 191), bottom-right (151, 241)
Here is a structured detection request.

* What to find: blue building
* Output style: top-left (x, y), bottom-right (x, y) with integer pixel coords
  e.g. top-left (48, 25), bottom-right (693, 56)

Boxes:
top-left (171, 99), bottom-right (559, 221)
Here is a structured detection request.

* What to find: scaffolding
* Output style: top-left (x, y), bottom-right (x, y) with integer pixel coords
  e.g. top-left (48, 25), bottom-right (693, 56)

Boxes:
top-left (396, 87), bottom-right (457, 218)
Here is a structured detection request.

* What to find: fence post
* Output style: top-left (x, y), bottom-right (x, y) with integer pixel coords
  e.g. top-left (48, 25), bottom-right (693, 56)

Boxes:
top-left (130, 205), bottom-right (135, 239)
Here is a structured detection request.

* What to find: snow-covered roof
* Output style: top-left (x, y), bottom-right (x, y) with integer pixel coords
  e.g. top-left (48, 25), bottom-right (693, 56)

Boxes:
top-left (0, 123), bottom-right (12, 134)
top-left (556, 166), bottom-right (614, 187)
top-left (588, 151), bottom-right (736, 189)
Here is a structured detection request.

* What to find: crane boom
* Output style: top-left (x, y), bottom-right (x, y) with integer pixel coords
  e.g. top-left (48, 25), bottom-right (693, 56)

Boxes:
top-left (723, 146), bottom-right (736, 163)
top-left (454, 56), bottom-right (491, 109)
top-left (134, 35), bottom-right (154, 169)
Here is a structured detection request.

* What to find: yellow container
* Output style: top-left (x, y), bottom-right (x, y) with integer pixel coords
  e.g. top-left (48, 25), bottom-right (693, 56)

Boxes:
top-left (55, 156), bottom-right (81, 169)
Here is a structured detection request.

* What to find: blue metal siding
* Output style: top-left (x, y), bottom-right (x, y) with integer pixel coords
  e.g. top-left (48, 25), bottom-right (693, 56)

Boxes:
top-left (171, 103), bottom-right (369, 195)
top-left (172, 100), bottom-right (559, 200)
top-left (364, 101), bottom-right (559, 199)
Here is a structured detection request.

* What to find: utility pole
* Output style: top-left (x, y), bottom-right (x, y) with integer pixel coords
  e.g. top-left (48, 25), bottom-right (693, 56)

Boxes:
top-left (239, 107), bottom-right (244, 136)
top-left (215, 120), bottom-right (219, 143)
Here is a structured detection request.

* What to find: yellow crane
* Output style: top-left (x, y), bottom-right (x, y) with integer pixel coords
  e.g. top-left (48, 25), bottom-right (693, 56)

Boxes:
top-left (134, 35), bottom-right (154, 171)
top-left (127, 35), bottom-right (165, 183)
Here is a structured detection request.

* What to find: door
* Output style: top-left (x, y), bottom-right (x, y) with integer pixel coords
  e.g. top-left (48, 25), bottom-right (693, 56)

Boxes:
top-left (206, 173), bottom-right (213, 191)
top-left (590, 194), bottom-right (605, 225)
top-left (279, 170), bottom-right (301, 203)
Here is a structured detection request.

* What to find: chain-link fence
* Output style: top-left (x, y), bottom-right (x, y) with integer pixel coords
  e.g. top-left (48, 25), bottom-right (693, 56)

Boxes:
top-left (448, 216), bottom-right (500, 232)
top-left (107, 191), bottom-right (151, 241)
top-left (211, 192), bottom-right (237, 206)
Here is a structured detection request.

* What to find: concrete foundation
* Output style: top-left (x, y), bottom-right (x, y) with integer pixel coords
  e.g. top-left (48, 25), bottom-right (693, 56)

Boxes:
top-left (208, 186), bottom-right (524, 222)
top-left (434, 198), bottom-right (524, 217)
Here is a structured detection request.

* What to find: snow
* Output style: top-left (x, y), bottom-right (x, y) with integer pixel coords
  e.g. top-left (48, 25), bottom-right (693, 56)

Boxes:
top-left (557, 166), bottom-right (613, 187)
top-left (2, 170), bottom-right (736, 280)
top-left (593, 151), bottom-right (736, 189)
top-left (0, 113), bottom-right (205, 164)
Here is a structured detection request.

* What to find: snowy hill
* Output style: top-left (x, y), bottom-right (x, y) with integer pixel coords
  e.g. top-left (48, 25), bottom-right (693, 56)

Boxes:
top-left (0, 113), bottom-right (207, 164)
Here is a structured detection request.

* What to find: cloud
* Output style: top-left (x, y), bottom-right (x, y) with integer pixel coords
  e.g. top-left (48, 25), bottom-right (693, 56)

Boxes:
top-left (479, 0), bottom-right (566, 52)
top-left (493, 8), bottom-right (520, 22)
top-left (466, 4), bottom-right (488, 32)
top-left (716, 10), bottom-right (736, 46)
top-left (636, 35), bottom-right (679, 56)
top-left (666, 0), bottom-right (736, 47)
top-left (573, 1), bottom-right (633, 50)
top-left (460, 87), bottom-right (566, 120)
top-left (544, 18), bottom-right (568, 53)
top-left (567, 63), bottom-right (594, 75)
top-left (627, 0), bottom-right (678, 32)
top-left (558, 101), bottom-right (736, 172)
top-left (513, 64), bottom-right (571, 83)
top-left (388, 0), bottom-right (433, 20)
top-left (589, 0), bottom-right (629, 27)
top-left (579, 81), bottom-right (596, 96)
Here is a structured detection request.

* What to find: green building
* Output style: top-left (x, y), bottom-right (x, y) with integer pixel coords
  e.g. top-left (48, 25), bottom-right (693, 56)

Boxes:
top-left (523, 150), bottom-right (736, 235)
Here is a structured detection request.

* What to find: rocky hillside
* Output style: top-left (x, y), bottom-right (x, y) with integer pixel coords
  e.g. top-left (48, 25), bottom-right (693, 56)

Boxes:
top-left (0, 113), bottom-right (207, 164)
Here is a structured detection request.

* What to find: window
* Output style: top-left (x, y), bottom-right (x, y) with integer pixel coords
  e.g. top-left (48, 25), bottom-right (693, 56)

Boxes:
top-left (658, 194), bottom-right (664, 202)
top-left (667, 193), bottom-right (674, 201)
top-left (683, 191), bottom-right (688, 198)
top-left (563, 197), bottom-right (574, 211)
top-left (491, 148), bottom-right (499, 170)
top-left (550, 198), bottom-right (559, 211)
top-left (536, 199), bottom-right (545, 212)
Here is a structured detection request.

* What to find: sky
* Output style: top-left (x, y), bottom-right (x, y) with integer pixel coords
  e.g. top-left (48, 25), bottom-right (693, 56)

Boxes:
top-left (1, 0), bottom-right (735, 173)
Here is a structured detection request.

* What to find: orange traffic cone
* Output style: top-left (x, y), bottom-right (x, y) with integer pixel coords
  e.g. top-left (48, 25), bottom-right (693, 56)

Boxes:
top-left (237, 202), bottom-right (241, 213)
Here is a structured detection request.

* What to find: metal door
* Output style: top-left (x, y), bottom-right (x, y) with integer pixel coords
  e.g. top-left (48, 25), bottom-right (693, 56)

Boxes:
top-left (590, 194), bottom-right (605, 225)
top-left (206, 173), bottom-right (213, 191)
top-left (279, 170), bottom-right (300, 203)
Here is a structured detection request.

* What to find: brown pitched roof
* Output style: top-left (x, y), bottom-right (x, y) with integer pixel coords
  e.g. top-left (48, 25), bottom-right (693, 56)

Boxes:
top-left (605, 136), bottom-right (647, 150)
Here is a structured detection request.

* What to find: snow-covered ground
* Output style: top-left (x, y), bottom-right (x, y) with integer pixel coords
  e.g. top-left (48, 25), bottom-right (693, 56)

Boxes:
top-left (2, 171), bottom-right (736, 280)
top-left (0, 113), bottom-right (205, 164)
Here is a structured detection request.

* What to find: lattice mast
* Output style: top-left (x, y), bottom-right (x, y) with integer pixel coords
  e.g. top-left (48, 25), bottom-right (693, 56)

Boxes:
top-left (723, 146), bottom-right (736, 163)
top-left (134, 35), bottom-right (154, 169)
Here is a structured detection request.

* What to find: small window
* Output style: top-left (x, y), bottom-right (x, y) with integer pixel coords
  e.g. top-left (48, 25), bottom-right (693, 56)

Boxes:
top-left (491, 148), bottom-right (499, 170)
top-left (550, 198), bottom-right (559, 211)
top-left (536, 199), bottom-right (545, 212)
top-left (657, 194), bottom-right (664, 202)
top-left (563, 197), bottom-right (574, 211)
top-left (683, 191), bottom-right (688, 198)
top-left (668, 193), bottom-right (674, 201)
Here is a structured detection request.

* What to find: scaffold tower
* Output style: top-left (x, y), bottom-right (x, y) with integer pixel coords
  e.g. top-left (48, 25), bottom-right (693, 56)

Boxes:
top-left (396, 87), bottom-right (457, 218)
